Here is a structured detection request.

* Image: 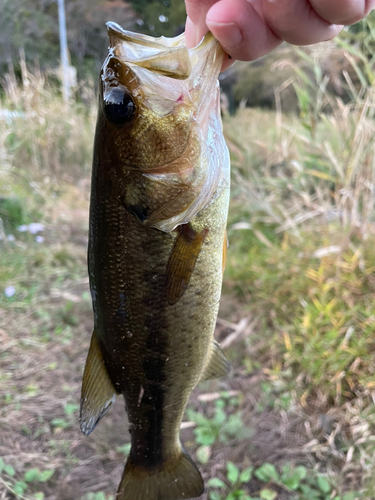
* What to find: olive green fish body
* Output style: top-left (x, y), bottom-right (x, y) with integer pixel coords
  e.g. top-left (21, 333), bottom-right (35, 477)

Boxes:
top-left (81, 23), bottom-right (230, 500)
top-left (89, 174), bottom-right (228, 457)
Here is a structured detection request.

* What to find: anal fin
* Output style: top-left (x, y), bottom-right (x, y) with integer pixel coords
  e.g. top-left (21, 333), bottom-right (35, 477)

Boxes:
top-left (166, 223), bottom-right (208, 305)
top-left (201, 340), bottom-right (230, 381)
top-left (80, 329), bottom-right (118, 436)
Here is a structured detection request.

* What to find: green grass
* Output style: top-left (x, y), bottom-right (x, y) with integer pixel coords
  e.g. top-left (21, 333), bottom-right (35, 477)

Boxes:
top-left (225, 225), bottom-right (375, 403)
top-left (1, 44), bottom-right (375, 499)
top-left (221, 44), bottom-right (375, 496)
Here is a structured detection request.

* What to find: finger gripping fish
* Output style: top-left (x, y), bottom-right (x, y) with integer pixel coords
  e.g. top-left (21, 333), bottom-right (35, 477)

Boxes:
top-left (80, 22), bottom-right (231, 500)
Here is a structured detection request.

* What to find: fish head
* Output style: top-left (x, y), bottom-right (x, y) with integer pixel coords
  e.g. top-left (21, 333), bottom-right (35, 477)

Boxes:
top-left (95, 23), bottom-right (229, 231)
top-left (99, 48), bottom-right (192, 171)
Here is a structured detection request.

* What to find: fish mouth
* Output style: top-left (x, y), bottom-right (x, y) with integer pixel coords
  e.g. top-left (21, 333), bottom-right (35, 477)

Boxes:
top-left (106, 21), bottom-right (218, 81)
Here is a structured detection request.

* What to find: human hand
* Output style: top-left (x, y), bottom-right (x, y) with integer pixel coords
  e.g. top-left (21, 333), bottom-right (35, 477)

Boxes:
top-left (185, 0), bottom-right (375, 69)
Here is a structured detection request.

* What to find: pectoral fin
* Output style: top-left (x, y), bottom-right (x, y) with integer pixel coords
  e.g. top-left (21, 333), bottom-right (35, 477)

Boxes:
top-left (201, 341), bottom-right (230, 381)
top-left (166, 224), bottom-right (208, 305)
top-left (80, 330), bottom-right (118, 436)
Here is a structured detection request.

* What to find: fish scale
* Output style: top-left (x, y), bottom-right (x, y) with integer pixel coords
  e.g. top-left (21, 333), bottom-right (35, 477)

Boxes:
top-left (80, 23), bottom-right (231, 500)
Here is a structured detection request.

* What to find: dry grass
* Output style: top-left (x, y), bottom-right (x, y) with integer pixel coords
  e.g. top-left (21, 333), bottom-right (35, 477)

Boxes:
top-left (0, 269), bottom-right (320, 500)
top-left (1, 62), bottom-right (95, 185)
top-left (222, 44), bottom-right (375, 497)
top-left (1, 49), bottom-right (375, 500)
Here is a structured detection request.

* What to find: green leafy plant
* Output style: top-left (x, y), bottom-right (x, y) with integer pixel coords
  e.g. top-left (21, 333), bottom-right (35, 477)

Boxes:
top-left (207, 462), bottom-right (258, 500)
top-left (188, 398), bottom-right (253, 464)
top-left (188, 399), bottom-right (252, 448)
top-left (116, 443), bottom-right (131, 456)
top-left (0, 457), bottom-right (15, 478)
top-left (207, 461), bottom-right (361, 500)
top-left (0, 457), bottom-right (54, 499)
top-left (80, 493), bottom-right (114, 500)
top-left (24, 468), bottom-right (55, 483)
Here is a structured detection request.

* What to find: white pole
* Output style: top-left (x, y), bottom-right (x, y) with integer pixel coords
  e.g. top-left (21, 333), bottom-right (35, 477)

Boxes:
top-left (58, 0), bottom-right (70, 101)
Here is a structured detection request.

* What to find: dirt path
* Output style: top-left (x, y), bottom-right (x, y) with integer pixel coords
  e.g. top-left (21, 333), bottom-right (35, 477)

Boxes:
top-left (0, 190), bottom-right (349, 500)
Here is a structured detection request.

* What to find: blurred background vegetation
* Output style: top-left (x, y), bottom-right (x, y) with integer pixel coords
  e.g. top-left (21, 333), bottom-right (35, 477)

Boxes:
top-left (2, 1), bottom-right (375, 500)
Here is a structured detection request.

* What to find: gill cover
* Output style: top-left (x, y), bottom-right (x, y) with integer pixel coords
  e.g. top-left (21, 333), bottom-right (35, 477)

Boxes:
top-left (103, 22), bottom-right (230, 232)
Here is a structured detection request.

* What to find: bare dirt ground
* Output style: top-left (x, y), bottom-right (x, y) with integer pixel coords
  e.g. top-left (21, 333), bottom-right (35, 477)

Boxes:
top-left (0, 188), bottom-right (350, 500)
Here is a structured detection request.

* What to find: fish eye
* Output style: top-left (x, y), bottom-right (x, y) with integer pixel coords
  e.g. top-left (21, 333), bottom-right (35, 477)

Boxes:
top-left (104, 88), bottom-right (135, 126)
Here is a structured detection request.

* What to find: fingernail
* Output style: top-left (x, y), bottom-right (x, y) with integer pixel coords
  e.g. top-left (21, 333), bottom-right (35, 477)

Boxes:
top-left (206, 21), bottom-right (243, 50)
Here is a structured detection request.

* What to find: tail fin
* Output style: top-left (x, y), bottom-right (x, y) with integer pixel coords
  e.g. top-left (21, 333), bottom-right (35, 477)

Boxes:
top-left (117, 450), bottom-right (204, 500)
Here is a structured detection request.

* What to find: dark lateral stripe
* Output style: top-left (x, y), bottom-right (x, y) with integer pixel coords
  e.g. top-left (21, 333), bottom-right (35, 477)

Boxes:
top-left (133, 264), bottom-right (168, 467)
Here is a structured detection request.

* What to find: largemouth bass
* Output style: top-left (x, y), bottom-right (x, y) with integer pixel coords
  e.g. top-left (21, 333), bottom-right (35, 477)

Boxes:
top-left (80, 22), bottom-right (230, 500)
